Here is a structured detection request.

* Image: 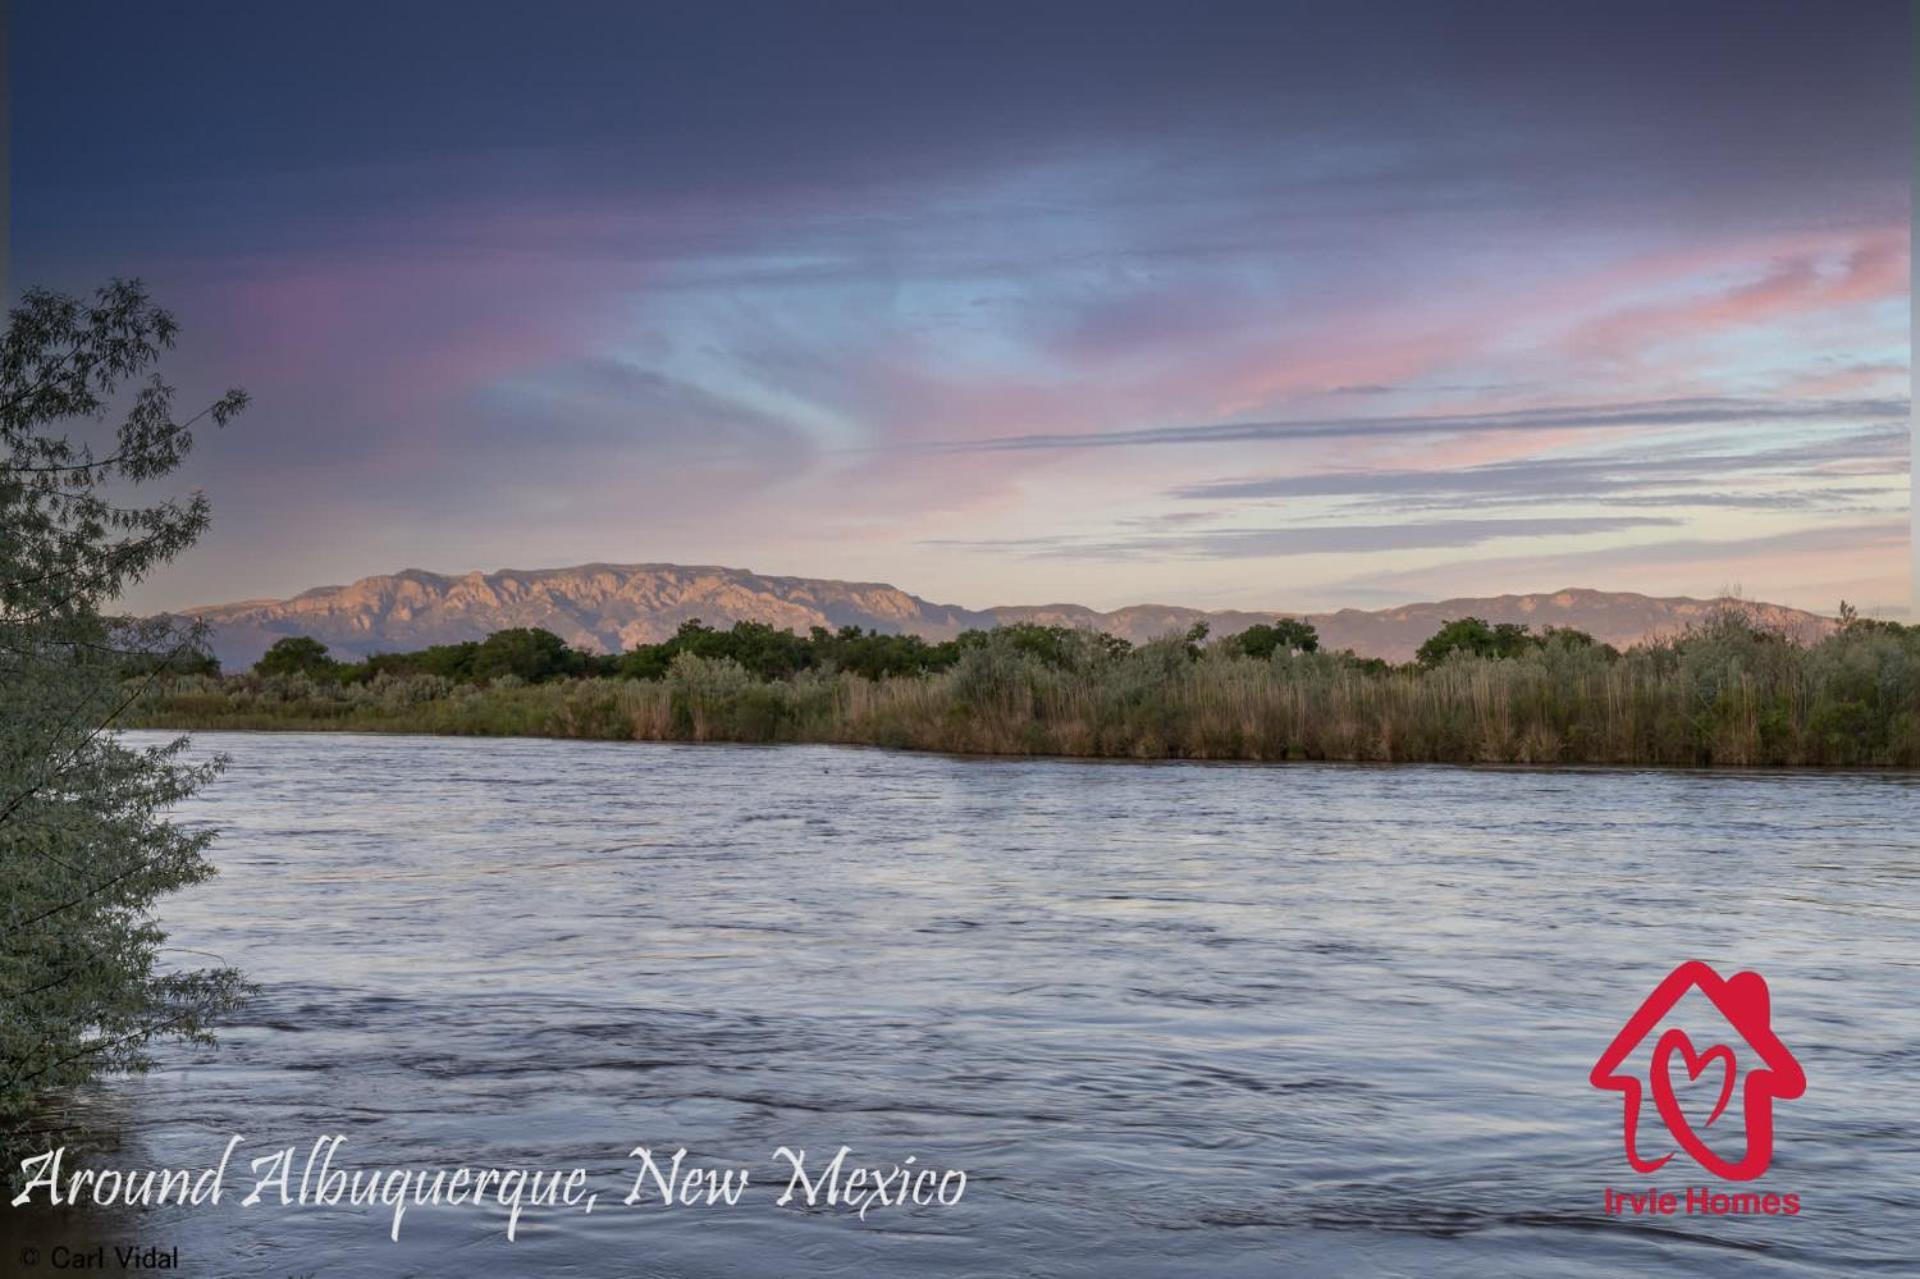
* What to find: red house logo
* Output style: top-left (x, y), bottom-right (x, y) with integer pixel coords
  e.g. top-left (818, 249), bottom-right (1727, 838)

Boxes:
top-left (1590, 961), bottom-right (1805, 1181)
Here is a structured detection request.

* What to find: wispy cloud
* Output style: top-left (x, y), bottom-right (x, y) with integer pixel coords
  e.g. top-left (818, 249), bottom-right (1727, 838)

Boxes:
top-left (928, 396), bottom-right (1908, 455)
top-left (1570, 233), bottom-right (1908, 363)
top-left (927, 516), bottom-right (1678, 561)
top-left (1167, 425), bottom-right (1910, 512)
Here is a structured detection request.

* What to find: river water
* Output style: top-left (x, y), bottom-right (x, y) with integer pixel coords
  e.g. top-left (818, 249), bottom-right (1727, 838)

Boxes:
top-left (9, 731), bottom-right (1917, 1276)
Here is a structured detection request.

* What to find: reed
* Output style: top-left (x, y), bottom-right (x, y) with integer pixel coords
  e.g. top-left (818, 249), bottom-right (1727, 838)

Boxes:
top-left (128, 615), bottom-right (1920, 767)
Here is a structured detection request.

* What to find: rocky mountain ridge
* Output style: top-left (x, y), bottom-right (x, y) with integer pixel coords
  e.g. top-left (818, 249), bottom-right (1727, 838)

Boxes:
top-left (179, 562), bottom-right (1838, 669)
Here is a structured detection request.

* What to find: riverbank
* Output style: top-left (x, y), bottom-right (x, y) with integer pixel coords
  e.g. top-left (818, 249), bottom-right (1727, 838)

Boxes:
top-left (130, 617), bottom-right (1920, 767)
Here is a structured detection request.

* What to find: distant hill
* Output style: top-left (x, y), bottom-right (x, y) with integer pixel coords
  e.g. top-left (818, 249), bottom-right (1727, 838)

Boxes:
top-left (178, 562), bottom-right (1837, 670)
top-left (992, 591), bottom-right (1836, 663)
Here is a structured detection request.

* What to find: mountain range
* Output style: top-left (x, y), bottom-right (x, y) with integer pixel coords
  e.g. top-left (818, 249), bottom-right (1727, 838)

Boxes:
top-left (176, 563), bottom-right (1838, 670)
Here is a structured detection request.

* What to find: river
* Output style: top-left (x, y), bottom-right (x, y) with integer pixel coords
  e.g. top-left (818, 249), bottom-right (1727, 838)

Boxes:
top-left (11, 731), bottom-right (1917, 1276)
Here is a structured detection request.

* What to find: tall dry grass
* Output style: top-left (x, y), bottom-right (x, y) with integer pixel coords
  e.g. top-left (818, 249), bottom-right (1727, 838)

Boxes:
top-left (130, 615), bottom-right (1920, 767)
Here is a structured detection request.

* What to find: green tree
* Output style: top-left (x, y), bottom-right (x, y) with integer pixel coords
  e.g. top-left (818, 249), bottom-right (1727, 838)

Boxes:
top-left (955, 623), bottom-right (1091, 670)
top-left (471, 627), bottom-right (577, 683)
top-left (1834, 599), bottom-right (1906, 638)
top-left (1232, 618), bottom-right (1320, 658)
top-left (253, 635), bottom-right (337, 678)
top-left (1537, 625), bottom-right (1613, 658)
top-left (396, 640), bottom-right (482, 682)
top-left (1, 282), bottom-right (251, 1165)
top-left (121, 637), bottom-right (220, 679)
top-left (1415, 617), bottom-right (1539, 666)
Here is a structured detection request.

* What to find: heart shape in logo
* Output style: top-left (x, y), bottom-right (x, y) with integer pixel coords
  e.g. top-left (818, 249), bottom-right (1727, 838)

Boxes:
top-left (1651, 1028), bottom-right (1737, 1143)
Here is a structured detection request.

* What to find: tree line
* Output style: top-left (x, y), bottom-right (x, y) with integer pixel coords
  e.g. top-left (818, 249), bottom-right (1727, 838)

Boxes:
top-left (137, 605), bottom-right (1920, 769)
top-left (243, 611), bottom-right (1618, 687)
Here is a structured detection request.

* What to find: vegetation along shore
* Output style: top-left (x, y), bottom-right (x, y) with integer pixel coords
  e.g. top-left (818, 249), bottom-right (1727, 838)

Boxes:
top-left (128, 606), bottom-right (1920, 767)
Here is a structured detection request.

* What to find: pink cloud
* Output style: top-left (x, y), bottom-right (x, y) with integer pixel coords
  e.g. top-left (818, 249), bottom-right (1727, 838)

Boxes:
top-left (1208, 328), bottom-right (1477, 417)
top-left (1566, 229), bottom-right (1907, 363)
top-left (1777, 360), bottom-right (1908, 398)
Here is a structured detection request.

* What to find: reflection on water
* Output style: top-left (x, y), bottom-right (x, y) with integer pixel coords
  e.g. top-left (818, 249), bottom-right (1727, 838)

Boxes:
top-left (9, 731), bottom-right (1918, 1276)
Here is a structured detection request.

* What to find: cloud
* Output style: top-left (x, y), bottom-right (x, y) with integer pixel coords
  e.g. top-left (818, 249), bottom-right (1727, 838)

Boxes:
top-left (930, 396), bottom-right (1908, 455)
top-left (1167, 424), bottom-right (1910, 511)
top-left (20, 2), bottom-right (1906, 617)
top-left (475, 357), bottom-right (817, 463)
top-left (1778, 360), bottom-right (1909, 398)
top-left (926, 516), bottom-right (1678, 561)
top-left (1569, 232), bottom-right (1910, 362)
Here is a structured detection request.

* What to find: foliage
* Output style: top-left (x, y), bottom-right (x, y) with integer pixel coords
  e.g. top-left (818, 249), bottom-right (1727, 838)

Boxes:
top-left (135, 609), bottom-right (1920, 768)
top-left (618, 618), bottom-right (966, 682)
top-left (1229, 618), bottom-right (1319, 658)
top-left (118, 629), bottom-right (220, 679)
top-left (809, 624), bottom-right (959, 679)
top-left (956, 622), bottom-right (1132, 671)
top-left (254, 635), bottom-right (337, 678)
top-left (621, 619), bottom-right (814, 681)
top-left (1, 281), bottom-right (251, 1168)
top-left (469, 627), bottom-right (582, 683)
top-left (1416, 616), bottom-right (1540, 666)
top-left (353, 640), bottom-right (484, 683)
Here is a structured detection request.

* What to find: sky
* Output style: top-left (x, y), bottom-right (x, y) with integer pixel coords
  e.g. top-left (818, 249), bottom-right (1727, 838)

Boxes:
top-left (11, 1), bottom-right (1913, 616)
